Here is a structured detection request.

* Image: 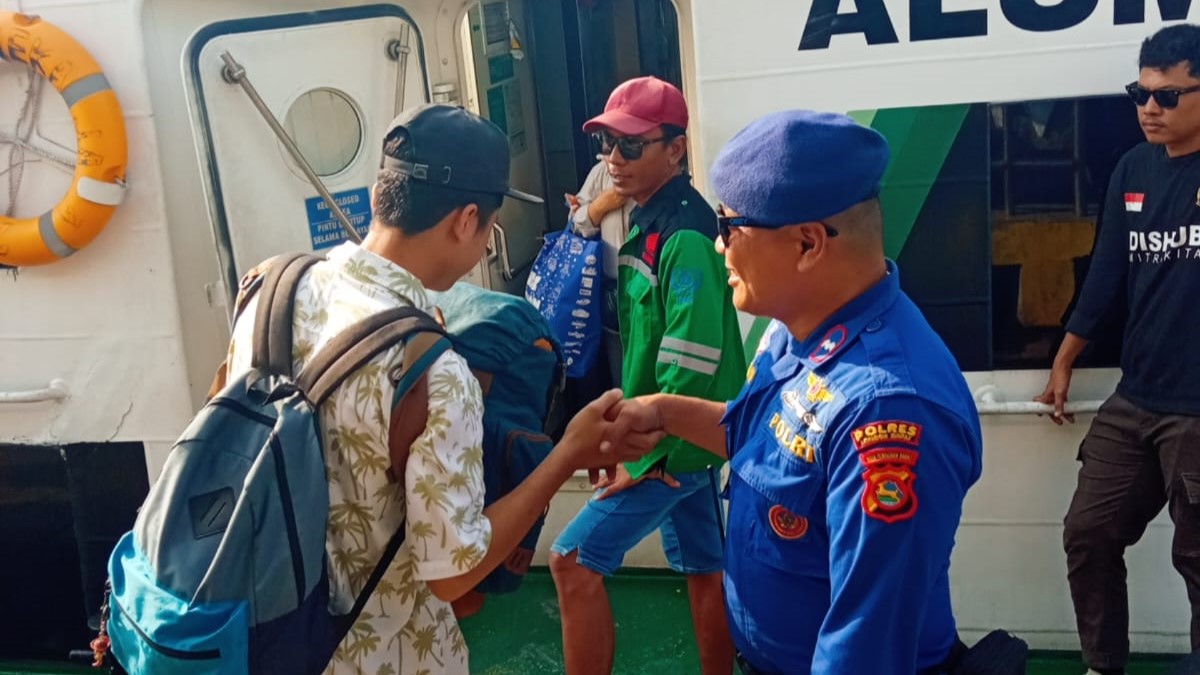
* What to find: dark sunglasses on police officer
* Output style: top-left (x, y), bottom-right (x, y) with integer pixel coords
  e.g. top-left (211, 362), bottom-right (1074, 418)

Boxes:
top-left (592, 131), bottom-right (670, 161)
top-left (1125, 82), bottom-right (1200, 109)
top-left (716, 209), bottom-right (839, 246)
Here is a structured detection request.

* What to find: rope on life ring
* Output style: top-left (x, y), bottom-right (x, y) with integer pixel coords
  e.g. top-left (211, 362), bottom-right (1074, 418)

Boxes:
top-left (0, 11), bottom-right (128, 267)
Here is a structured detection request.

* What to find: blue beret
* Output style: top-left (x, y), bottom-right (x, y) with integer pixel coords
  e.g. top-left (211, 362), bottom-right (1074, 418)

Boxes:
top-left (710, 110), bottom-right (890, 226)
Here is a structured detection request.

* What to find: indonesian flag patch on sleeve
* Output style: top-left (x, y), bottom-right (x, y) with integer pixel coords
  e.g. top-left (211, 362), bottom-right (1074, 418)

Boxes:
top-left (1125, 193), bottom-right (1145, 212)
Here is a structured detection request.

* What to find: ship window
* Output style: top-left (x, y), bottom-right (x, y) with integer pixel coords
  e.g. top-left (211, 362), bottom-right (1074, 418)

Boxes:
top-left (861, 95), bottom-right (1141, 372)
top-left (283, 87), bottom-right (363, 177)
top-left (988, 96), bottom-right (1141, 370)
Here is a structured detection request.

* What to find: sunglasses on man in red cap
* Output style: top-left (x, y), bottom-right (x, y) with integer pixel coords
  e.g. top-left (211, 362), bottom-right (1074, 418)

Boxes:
top-left (590, 131), bottom-right (673, 161)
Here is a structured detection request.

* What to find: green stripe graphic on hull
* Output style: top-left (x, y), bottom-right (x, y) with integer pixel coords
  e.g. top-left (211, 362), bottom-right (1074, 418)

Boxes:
top-left (738, 105), bottom-right (976, 358)
top-left (850, 105), bottom-right (971, 258)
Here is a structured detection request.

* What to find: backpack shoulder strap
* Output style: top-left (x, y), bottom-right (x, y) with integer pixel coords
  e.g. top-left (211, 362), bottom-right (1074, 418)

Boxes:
top-left (297, 307), bottom-right (449, 407)
top-left (207, 253), bottom-right (318, 399)
top-left (302, 309), bottom-right (452, 643)
top-left (385, 329), bottom-right (454, 482)
top-left (393, 329), bottom-right (453, 400)
top-left (250, 252), bottom-right (323, 375)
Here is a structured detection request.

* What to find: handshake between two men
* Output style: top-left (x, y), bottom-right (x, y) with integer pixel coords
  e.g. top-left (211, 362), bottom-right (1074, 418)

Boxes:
top-left (555, 390), bottom-right (721, 495)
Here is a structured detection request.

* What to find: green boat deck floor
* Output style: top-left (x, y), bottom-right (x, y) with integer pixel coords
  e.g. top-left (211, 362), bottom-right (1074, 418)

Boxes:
top-left (459, 570), bottom-right (1176, 675)
top-left (0, 570), bottom-right (1181, 674)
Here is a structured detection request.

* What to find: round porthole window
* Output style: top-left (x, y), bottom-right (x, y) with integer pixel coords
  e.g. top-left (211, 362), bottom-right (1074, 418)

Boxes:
top-left (283, 88), bottom-right (363, 177)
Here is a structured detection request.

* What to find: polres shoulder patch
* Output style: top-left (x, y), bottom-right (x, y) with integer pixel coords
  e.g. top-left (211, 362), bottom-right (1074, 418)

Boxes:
top-left (851, 419), bottom-right (923, 451)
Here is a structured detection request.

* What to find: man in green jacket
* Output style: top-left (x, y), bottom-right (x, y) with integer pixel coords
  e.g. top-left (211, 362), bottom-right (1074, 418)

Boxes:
top-left (549, 76), bottom-right (745, 675)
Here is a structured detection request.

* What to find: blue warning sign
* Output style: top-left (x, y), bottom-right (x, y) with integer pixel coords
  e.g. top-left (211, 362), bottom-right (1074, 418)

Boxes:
top-left (306, 187), bottom-right (371, 250)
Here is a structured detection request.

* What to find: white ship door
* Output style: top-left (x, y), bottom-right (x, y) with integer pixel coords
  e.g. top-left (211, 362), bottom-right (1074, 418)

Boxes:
top-left (186, 7), bottom-right (428, 296)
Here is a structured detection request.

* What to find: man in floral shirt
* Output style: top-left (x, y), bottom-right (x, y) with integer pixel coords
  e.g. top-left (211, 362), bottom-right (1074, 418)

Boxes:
top-left (219, 105), bottom-right (658, 675)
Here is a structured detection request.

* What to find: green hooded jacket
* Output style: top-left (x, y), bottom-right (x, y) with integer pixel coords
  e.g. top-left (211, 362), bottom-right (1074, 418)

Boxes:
top-left (617, 175), bottom-right (747, 478)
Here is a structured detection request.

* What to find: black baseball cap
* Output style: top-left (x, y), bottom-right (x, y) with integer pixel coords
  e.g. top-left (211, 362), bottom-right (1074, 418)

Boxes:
top-left (380, 104), bottom-right (543, 204)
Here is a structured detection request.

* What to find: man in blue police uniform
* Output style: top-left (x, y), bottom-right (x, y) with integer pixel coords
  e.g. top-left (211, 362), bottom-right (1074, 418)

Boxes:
top-left (603, 110), bottom-right (985, 674)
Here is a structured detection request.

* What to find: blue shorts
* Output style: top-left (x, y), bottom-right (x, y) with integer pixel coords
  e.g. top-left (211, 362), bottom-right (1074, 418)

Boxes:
top-left (550, 468), bottom-right (725, 576)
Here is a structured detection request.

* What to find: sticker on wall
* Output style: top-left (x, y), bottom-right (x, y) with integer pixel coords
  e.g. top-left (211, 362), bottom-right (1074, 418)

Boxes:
top-left (306, 187), bottom-right (371, 250)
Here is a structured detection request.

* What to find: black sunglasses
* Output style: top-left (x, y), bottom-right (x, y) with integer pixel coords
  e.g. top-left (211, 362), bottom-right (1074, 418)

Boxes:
top-left (593, 131), bottom-right (669, 161)
top-left (1125, 82), bottom-right (1200, 109)
top-left (716, 214), bottom-right (839, 246)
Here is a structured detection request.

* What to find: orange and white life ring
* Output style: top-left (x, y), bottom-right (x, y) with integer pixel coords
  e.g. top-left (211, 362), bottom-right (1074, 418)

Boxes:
top-left (0, 11), bottom-right (127, 267)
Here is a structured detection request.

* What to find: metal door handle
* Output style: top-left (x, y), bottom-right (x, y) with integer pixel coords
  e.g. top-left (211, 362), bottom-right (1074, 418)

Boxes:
top-left (493, 223), bottom-right (516, 281)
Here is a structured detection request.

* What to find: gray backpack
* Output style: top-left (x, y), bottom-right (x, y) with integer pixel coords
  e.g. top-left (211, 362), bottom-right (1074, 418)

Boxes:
top-left (102, 252), bottom-right (449, 675)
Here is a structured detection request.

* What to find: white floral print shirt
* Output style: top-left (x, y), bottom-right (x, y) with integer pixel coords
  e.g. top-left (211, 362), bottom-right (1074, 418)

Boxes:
top-left (226, 243), bottom-right (491, 675)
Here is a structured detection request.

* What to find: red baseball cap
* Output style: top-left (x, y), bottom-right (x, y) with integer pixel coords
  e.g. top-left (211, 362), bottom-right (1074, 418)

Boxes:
top-left (582, 76), bottom-right (689, 136)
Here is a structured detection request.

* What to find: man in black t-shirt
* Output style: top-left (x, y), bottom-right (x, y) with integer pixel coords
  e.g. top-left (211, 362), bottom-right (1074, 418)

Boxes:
top-left (1037, 25), bottom-right (1200, 675)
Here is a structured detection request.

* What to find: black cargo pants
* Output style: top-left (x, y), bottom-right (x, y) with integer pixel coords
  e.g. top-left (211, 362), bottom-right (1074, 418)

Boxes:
top-left (1064, 393), bottom-right (1200, 670)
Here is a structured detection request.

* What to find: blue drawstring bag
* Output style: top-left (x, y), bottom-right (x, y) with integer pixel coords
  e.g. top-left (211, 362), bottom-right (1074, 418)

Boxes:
top-left (524, 222), bottom-right (602, 378)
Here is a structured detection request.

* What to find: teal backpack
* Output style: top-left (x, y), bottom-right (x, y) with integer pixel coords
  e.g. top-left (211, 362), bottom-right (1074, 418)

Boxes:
top-left (429, 282), bottom-right (565, 593)
top-left (98, 263), bottom-right (561, 675)
top-left (101, 253), bottom-right (450, 675)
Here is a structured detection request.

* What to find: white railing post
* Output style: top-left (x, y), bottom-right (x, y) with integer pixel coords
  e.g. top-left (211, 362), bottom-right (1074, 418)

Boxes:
top-left (973, 384), bottom-right (1104, 416)
top-left (0, 379), bottom-right (69, 404)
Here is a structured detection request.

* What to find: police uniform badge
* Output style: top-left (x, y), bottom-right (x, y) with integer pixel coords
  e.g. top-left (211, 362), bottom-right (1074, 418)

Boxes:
top-left (768, 505), bottom-right (809, 540)
top-left (780, 389), bottom-right (824, 436)
top-left (851, 420), bottom-right (923, 451)
top-left (852, 419), bottom-right (923, 523)
top-left (859, 448), bottom-right (919, 524)
top-left (809, 324), bottom-right (847, 364)
top-left (805, 372), bottom-right (834, 404)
